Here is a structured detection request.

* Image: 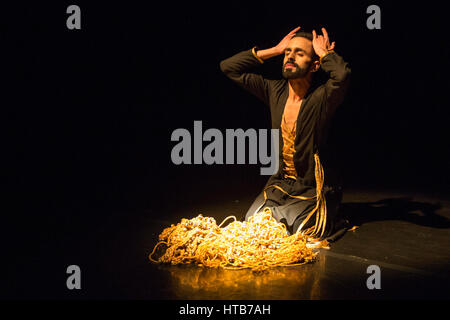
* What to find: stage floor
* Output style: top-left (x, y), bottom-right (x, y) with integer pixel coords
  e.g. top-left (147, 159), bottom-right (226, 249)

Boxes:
top-left (143, 188), bottom-right (450, 299)
top-left (9, 186), bottom-right (450, 299)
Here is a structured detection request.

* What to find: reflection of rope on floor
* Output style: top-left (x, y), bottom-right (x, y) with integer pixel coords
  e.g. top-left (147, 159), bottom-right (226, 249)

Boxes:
top-left (165, 260), bottom-right (325, 299)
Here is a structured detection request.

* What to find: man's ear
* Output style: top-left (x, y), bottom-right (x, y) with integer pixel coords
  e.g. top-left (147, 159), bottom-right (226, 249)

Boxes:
top-left (311, 60), bottom-right (320, 73)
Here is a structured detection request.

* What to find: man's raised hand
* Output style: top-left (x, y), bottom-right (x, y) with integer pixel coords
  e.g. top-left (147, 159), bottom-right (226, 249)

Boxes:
top-left (274, 26), bottom-right (301, 55)
top-left (312, 28), bottom-right (335, 58)
top-left (255, 26), bottom-right (301, 61)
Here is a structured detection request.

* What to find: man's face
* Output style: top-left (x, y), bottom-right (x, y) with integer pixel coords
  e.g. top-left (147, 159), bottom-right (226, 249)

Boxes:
top-left (282, 37), bottom-right (317, 79)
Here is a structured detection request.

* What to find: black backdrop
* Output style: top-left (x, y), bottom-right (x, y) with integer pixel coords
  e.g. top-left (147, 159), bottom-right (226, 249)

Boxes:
top-left (2, 1), bottom-right (449, 298)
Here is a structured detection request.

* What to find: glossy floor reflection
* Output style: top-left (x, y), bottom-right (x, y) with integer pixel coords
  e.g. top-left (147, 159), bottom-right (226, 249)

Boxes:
top-left (157, 258), bottom-right (325, 300)
top-left (148, 249), bottom-right (449, 300)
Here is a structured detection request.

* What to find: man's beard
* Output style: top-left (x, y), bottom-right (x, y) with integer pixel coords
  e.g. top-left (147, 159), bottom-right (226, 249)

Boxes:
top-left (282, 61), bottom-right (311, 79)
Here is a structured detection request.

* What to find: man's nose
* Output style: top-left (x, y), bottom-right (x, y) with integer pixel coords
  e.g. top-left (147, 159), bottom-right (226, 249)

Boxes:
top-left (286, 51), bottom-right (295, 61)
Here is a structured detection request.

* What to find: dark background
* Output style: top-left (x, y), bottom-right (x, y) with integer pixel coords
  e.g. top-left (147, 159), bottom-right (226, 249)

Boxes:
top-left (2, 1), bottom-right (449, 298)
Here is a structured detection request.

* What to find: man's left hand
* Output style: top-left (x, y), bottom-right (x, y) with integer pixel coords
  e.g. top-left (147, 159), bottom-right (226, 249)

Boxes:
top-left (312, 28), bottom-right (336, 58)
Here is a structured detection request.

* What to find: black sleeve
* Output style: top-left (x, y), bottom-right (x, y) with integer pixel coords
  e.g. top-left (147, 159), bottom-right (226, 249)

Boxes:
top-left (219, 48), bottom-right (271, 106)
top-left (320, 51), bottom-right (351, 114)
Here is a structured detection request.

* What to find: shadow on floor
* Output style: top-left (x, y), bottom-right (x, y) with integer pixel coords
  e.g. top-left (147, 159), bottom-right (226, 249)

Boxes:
top-left (339, 197), bottom-right (450, 229)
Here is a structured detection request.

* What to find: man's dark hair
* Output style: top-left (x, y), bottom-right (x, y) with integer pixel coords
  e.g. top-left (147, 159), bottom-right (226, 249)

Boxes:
top-left (292, 31), bottom-right (319, 60)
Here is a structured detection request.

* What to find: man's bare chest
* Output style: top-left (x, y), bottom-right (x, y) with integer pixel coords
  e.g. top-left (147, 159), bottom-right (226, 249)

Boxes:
top-left (283, 99), bottom-right (302, 128)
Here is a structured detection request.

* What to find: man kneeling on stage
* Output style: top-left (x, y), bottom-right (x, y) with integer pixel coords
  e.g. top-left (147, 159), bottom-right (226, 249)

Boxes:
top-left (220, 26), bottom-right (351, 239)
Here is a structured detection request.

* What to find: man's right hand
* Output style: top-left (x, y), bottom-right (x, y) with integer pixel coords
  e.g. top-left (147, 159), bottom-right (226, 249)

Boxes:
top-left (274, 26), bottom-right (301, 55)
top-left (255, 26), bottom-right (301, 61)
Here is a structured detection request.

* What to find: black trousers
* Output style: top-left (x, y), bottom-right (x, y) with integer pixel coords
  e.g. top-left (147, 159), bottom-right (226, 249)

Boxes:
top-left (245, 179), bottom-right (343, 238)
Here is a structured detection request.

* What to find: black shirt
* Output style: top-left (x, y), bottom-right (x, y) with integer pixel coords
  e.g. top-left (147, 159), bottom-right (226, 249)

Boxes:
top-left (220, 48), bottom-right (351, 198)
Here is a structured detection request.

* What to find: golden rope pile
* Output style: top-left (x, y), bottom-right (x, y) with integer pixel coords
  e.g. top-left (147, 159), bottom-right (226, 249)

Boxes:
top-left (149, 207), bottom-right (329, 271)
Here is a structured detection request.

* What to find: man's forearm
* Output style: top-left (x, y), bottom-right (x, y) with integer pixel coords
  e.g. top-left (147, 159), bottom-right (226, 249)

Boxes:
top-left (256, 47), bottom-right (282, 61)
